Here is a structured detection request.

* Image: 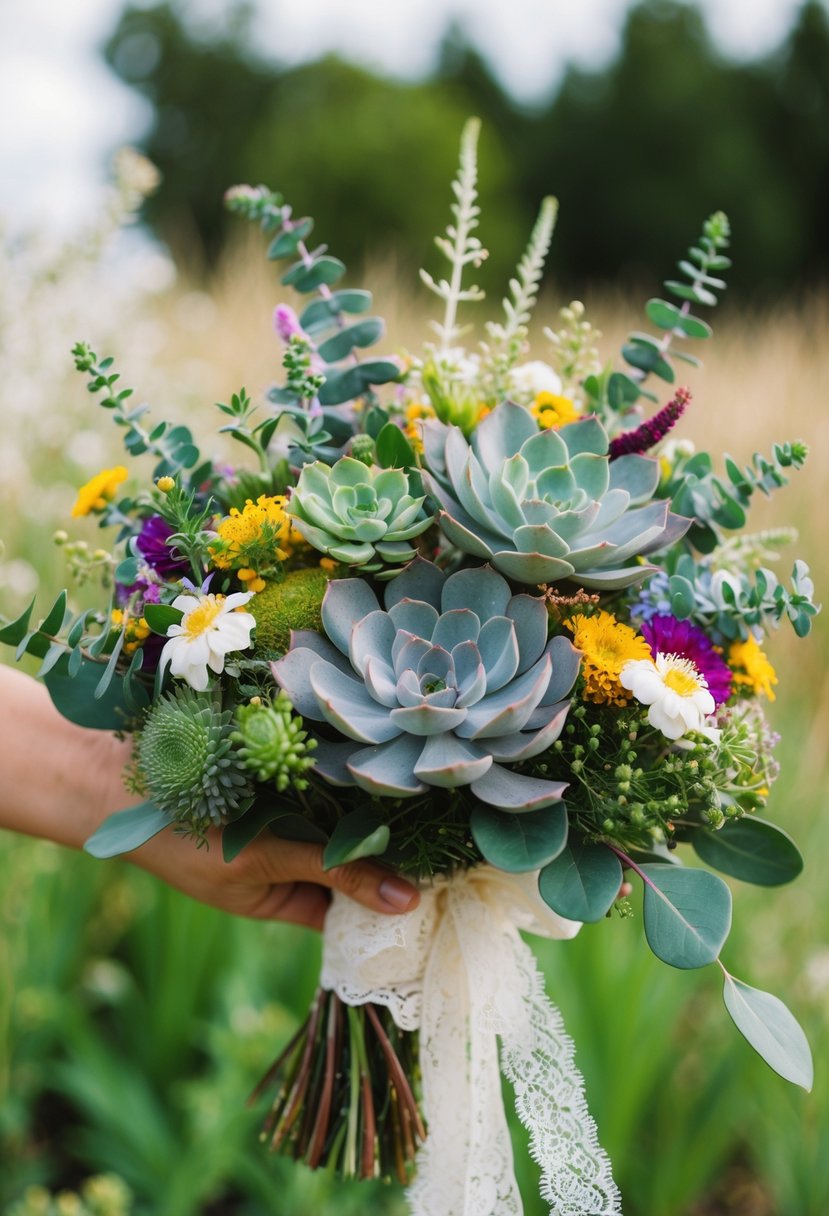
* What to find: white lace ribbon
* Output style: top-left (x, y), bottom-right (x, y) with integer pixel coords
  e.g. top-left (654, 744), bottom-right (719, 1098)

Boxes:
top-left (321, 866), bottom-right (623, 1216)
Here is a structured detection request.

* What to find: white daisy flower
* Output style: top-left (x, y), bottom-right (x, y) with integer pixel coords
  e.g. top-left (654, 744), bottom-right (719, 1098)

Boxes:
top-left (620, 653), bottom-right (716, 741)
top-left (159, 591), bottom-right (256, 692)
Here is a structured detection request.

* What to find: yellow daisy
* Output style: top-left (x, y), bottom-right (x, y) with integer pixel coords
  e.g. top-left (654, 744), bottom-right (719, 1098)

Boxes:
top-left (71, 466), bottom-right (129, 517)
top-left (565, 611), bottom-right (652, 706)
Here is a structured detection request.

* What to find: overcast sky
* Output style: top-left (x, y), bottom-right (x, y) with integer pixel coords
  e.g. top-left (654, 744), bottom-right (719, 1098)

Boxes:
top-left (0, 0), bottom-right (808, 233)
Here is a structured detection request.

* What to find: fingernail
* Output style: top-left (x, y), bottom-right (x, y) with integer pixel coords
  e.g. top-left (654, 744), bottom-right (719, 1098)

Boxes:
top-left (379, 876), bottom-right (419, 912)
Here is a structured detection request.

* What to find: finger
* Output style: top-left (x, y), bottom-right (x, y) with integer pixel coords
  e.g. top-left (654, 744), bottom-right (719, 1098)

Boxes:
top-left (252, 838), bottom-right (420, 916)
top-left (251, 881), bottom-right (330, 931)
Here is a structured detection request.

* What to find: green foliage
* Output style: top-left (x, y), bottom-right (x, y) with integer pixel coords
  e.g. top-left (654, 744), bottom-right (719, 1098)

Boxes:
top-left (84, 803), bottom-right (171, 860)
top-left (722, 973), bottom-right (813, 1090)
top-left (249, 567), bottom-right (330, 659)
top-left (470, 803), bottom-right (567, 873)
top-left (639, 863), bottom-right (732, 969)
top-left (538, 843), bottom-right (622, 922)
top-left (692, 817), bottom-right (804, 886)
top-left (322, 808), bottom-right (391, 869)
top-left (71, 343), bottom-right (200, 478)
top-left (419, 117), bottom-right (488, 349)
top-left (232, 692), bottom-right (318, 791)
top-left (225, 184), bottom-right (400, 408)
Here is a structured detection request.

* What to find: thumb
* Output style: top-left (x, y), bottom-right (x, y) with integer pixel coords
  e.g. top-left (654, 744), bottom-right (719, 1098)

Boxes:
top-left (253, 838), bottom-right (421, 916)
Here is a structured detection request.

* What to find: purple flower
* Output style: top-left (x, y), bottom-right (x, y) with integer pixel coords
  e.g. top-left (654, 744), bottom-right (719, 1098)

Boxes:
top-left (609, 387), bottom-right (690, 459)
top-left (641, 613), bottom-right (732, 705)
top-left (136, 515), bottom-right (189, 578)
top-left (274, 304), bottom-right (305, 344)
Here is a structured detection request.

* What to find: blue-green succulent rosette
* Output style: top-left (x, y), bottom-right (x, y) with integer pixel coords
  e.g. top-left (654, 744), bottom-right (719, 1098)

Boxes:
top-left (272, 557), bottom-right (580, 811)
top-left (421, 401), bottom-right (690, 588)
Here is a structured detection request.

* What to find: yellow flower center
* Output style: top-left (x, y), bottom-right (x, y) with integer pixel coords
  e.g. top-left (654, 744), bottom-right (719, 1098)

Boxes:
top-left (663, 664), bottom-right (702, 697)
top-left (184, 595), bottom-right (225, 639)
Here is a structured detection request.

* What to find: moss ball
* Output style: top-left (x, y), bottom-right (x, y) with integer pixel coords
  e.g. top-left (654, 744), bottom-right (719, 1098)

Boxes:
top-left (251, 566), bottom-right (331, 658)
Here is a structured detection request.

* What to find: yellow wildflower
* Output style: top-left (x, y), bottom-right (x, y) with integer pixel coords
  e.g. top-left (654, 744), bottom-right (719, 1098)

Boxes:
top-left (728, 634), bottom-right (778, 702)
top-left (111, 608), bottom-right (151, 655)
top-left (71, 466), bottom-right (129, 517)
top-left (565, 610), bottom-right (652, 706)
top-left (405, 401), bottom-right (436, 453)
top-left (211, 494), bottom-right (305, 582)
top-left (156, 475), bottom-right (175, 493)
top-left (532, 391), bottom-right (581, 431)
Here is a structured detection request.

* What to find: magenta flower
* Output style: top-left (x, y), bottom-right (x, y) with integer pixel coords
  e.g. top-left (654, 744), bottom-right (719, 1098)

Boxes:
top-left (641, 613), bottom-right (732, 705)
top-left (274, 304), bottom-right (305, 344)
top-left (137, 515), bottom-right (189, 579)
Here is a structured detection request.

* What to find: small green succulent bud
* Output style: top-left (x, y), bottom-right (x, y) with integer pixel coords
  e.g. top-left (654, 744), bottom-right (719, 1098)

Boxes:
top-left (350, 434), bottom-right (376, 466)
top-left (233, 691), bottom-right (318, 790)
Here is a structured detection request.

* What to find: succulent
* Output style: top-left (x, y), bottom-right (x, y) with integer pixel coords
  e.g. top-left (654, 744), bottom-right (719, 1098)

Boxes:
top-left (272, 558), bottom-right (580, 810)
top-left (233, 692), bottom-right (318, 790)
top-left (137, 688), bottom-right (253, 835)
top-left (421, 400), bottom-right (690, 588)
top-left (287, 457), bottom-right (434, 578)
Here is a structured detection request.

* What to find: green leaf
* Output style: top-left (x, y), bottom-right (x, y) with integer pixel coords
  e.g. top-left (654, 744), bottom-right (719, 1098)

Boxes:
top-left (640, 864), bottom-right (732, 969)
top-left (668, 574), bottom-right (696, 618)
top-left (280, 255), bottom-right (346, 294)
top-left (538, 843), bottom-right (621, 922)
top-left (267, 218), bottom-right (313, 259)
top-left (645, 298), bottom-right (683, 330)
top-left (0, 597), bottom-right (36, 646)
top-left (471, 803), bottom-right (568, 873)
top-left (316, 318), bottom-right (385, 363)
top-left (692, 817), bottom-right (803, 887)
top-left (221, 802), bottom-right (326, 862)
top-left (323, 809), bottom-right (390, 870)
top-left (723, 973), bottom-right (813, 1090)
top-left (84, 802), bottom-right (171, 859)
top-left (675, 313), bottom-right (712, 340)
top-left (375, 422), bottom-right (417, 470)
top-left (95, 628), bottom-right (125, 700)
top-left (317, 360), bottom-right (401, 406)
top-left (44, 653), bottom-right (148, 729)
top-left (299, 290), bottom-right (372, 334)
top-left (115, 557), bottom-right (142, 585)
top-left (607, 372), bottom-right (642, 409)
top-left (143, 604), bottom-right (183, 635)
top-left (39, 590), bottom-right (68, 636)
top-left (622, 339), bottom-right (675, 383)
top-left (36, 641), bottom-right (69, 680)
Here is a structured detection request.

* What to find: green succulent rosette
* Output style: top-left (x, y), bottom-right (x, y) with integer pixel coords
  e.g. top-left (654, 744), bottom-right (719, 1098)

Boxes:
top-left (287, 457), bottom-right (434, 578)
top-left (421, 400), bottom-right (691, 588)
top-left (272, 557), bottom-right (580, 810)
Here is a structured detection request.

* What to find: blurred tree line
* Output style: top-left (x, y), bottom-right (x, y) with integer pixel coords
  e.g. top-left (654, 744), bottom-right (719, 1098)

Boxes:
top-left (104, 0), bottom-right (829, 297)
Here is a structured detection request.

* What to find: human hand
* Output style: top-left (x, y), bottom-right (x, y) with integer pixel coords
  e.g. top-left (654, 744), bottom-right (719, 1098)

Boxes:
top-left (0, 666), bottom-right (419, 933)
top-left (130, 824), bottom-right (421, 932)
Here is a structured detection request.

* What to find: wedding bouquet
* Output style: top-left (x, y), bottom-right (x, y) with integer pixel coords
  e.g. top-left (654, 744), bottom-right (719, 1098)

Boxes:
top-left (2, 120), bottom-right (818, 1214)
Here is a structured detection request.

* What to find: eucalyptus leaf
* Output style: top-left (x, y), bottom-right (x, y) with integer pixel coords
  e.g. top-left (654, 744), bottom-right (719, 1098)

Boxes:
top-left (221, 800), bottom-right (322, 862)
top-left (39, 590), bottom-right (68, 637)
top-left (640, 864), bottom-right (732, 969)
top-left (323, 809), bottom-right (390, 870)
top-left (45, 653), bottom-right (148, 729)
top-left (692, 817), bottom-right (803, 887)
top-left (85, 802), bottom-right (171, 859)
top-left (471, 803), bottom-right (567, 873)
top-left (0, 597), bottom-right (36, 646)
top-left (723, 973), bottom-right (813, 1090)
top-left (317, 318), bottom-right (384, 364)
top-left (538, 843), bottom-right (621, 922)
top-left (317, 360), bottom-right (401, 406)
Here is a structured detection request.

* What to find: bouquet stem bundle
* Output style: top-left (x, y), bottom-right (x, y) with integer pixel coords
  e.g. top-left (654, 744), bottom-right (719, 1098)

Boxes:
top-left (252, 990), bottom-right (425, 1183)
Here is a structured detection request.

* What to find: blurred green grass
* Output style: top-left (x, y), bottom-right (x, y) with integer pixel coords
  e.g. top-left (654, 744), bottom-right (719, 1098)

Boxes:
top-left (1, 249), bottom-right (827, 1215)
